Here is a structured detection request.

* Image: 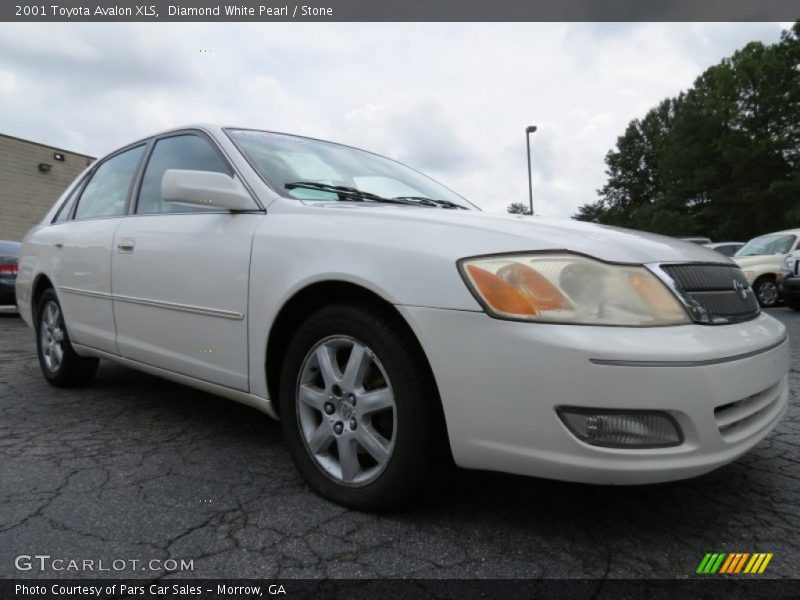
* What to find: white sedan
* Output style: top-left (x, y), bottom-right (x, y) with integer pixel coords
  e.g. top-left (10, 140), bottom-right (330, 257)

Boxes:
top-left (16, 125), bottom-right (790, 509)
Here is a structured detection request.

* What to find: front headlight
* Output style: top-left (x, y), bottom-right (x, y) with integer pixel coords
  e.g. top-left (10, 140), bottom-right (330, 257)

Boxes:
top-left (743, 270), bottom-right (756, 283)
top-left (459, 253), bottom-right (690, 326)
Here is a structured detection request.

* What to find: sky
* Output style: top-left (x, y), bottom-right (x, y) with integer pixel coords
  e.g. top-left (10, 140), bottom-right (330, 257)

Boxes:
top-left (0, 22), bottom-right (789, 218)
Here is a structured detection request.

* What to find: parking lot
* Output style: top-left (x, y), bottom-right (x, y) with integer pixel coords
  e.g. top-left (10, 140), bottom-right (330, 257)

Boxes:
top-left (0, 308), bottom-right (798, 579)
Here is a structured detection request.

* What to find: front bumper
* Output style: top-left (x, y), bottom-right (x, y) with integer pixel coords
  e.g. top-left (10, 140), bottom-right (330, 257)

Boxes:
top-left (398, 307), bottom-right (790, 484)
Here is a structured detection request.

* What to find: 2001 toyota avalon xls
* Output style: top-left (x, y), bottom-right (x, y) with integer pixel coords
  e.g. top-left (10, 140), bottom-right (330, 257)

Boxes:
top-left (16, 125), bottom-right (790, 509)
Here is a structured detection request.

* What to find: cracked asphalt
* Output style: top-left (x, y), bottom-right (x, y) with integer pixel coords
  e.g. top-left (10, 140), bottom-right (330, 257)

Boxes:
top-left (0, 308), bottom-right (798, 580)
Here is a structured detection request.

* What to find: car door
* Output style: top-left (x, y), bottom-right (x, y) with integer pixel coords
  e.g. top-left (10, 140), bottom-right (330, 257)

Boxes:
top-left (51, 144), bottom-right (146, 354)
top-left (111, 132), bottom-right (263, 391)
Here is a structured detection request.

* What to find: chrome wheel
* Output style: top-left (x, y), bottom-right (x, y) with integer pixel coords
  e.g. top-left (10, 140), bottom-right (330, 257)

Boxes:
top-left (757, 280), bottom-right (778, 307)
top-left (40, 300), bottom-right (65, 372)
top-left (296, 336), bottom-right (396, 486)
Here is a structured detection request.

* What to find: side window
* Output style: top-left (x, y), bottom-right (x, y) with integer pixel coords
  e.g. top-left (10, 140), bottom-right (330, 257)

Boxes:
top-left (74, 146), bottom-right (145, 220)
top-left (136, 135), bottom-right (232, 214)
top-left (52, 180), bottom-right (83, 223)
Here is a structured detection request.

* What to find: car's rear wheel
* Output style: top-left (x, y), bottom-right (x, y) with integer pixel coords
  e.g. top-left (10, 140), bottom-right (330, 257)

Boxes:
top-left (36, 289), bottom-right (98, 387)
top-left (279, 303), bottom-right (445, 510)
top-left (754, 276), bottom-right (779, 308)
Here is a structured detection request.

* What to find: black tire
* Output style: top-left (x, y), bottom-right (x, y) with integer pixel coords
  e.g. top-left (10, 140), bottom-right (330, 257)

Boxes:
top-left (35, 288), bottom-right (98, 387)
top-left (279, 303), bottom-right (446, 511)
top-left (753, 276), bottom-right (779, 308)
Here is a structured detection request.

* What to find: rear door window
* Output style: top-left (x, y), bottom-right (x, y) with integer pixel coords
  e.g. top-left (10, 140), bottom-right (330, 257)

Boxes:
top-left (52, 181), bottom-right (83, 223)
top-left (74, 146), bottom-right (146, 220)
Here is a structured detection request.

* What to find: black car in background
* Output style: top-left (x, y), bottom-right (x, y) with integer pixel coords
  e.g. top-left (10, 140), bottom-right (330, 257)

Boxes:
top-left (0, 241), bottom-right (21, 307)
top-left (778, 251), bottom-right (800, 311)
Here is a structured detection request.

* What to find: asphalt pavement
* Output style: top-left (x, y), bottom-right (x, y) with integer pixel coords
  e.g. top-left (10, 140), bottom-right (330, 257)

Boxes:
top-left (0, 308), bottom-right (798, 579)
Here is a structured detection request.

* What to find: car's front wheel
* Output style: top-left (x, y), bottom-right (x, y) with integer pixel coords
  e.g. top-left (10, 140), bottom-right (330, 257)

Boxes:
top-left (36, 289), bottom-right (98, 387)
top-left (753, 276), bottom-right (779, 308)
top-left (279, 303), bottom-right (445, 510)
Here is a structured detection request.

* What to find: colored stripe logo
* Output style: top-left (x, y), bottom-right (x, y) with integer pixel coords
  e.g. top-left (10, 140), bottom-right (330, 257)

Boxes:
top-left (696, 552), bottom-right (773, 574)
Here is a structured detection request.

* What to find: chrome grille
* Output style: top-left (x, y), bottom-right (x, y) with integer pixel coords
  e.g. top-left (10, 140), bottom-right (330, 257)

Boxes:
top-left (656, 264), bottom-right (760, 324)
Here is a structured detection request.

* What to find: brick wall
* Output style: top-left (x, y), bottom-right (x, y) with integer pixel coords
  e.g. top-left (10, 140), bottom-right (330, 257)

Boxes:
top-left (0, 134), bottom-right (94, 242)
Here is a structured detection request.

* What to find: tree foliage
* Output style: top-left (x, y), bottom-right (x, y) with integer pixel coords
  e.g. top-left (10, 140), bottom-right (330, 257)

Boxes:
top-left (574, 22), bottom-right (800, 240)
top-left (507, 202), bottom-right (532, 215)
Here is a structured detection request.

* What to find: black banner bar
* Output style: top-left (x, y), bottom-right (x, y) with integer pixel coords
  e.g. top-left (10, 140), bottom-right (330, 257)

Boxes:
top-left (2, 579), bottom-right (800, 600)
top-left (3, 0), bottom-right (800, 22)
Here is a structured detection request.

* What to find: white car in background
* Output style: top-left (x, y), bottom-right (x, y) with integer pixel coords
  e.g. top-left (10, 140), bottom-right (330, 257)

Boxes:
top-left (15, 125), bottom-right (791, 510)
top-left (733, 229), bottom-right (800, 307)
top-left (704, 241), bottom-right (744, 258)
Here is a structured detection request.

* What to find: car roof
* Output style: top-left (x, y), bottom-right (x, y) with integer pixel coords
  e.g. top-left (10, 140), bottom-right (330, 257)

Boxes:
top-left (111, 124), bottom-right (405, 161)
top-left (755, 228), bottom-right (800, 237)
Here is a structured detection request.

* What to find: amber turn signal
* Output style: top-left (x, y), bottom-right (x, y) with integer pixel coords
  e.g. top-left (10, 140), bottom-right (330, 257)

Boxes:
top-left (465, 265), bottom-right (538, 316)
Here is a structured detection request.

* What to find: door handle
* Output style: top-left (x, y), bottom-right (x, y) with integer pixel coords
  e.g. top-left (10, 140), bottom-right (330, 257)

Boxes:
top-left (53, 241), bottom-right (63, 250)
top-left (117, 239), bottom-right (135, 253)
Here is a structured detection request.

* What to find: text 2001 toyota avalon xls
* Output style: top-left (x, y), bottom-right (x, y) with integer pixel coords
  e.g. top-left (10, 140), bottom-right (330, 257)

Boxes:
top-left (16, 125), bottom-right (790, 509)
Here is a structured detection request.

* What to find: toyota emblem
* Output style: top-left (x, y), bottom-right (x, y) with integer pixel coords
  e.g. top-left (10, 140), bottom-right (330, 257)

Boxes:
top-left (733, 279), bottom-right (748, 300)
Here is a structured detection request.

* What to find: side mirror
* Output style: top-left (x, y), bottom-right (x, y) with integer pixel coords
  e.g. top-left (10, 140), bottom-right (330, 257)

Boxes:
top-left (161, 169), bottom-right (257, 211)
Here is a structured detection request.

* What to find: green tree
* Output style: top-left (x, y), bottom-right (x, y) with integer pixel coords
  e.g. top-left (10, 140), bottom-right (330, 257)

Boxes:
top-left (507, 202), bottom-right (532, 215)
top-left (573, 200), bottom-right (607, 223)
top-left (575, 22), bottom-right (800, 240)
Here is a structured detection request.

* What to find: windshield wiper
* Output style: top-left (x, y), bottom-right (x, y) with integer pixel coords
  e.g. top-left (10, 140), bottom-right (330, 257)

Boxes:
top-left (284, 182), bottom-right (467, 209)
top-left (284, 182), bottom-right (415, 205)
top-left (392, 196), bottom-right (468, 210)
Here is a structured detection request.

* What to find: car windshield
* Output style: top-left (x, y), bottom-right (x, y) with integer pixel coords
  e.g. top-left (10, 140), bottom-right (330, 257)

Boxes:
top-left (735, 234), bottom-right (796, 257)
top-left (226, 129), bottom-right (475, 209)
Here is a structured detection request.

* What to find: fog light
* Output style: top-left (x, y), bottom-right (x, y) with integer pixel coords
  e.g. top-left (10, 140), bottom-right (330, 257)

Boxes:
top-left (557, 408), bottom-right (682, 448)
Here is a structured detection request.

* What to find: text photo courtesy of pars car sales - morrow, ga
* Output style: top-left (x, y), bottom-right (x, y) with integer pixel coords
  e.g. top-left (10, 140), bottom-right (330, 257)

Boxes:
top-left (0, 2), bottom-right (799, 600)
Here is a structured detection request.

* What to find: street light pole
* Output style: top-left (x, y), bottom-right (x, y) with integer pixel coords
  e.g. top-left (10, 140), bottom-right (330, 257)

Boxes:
top-left (525, 125), bottom-right (537, 215)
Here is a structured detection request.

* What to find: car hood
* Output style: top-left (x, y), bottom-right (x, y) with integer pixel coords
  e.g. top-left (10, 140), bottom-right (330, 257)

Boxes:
top-left (301, 203), bottom-right (733, 265)
top-left (733, 255), bottom-right (784, 268)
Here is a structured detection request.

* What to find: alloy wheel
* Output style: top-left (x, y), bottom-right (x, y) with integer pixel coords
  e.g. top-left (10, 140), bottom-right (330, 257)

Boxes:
top-left (757, 281), bottom-right (778, 307)
top-left (40, 300), bottom-right (65, 372)
top-left (295, 335), bottom-right (396, 486)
